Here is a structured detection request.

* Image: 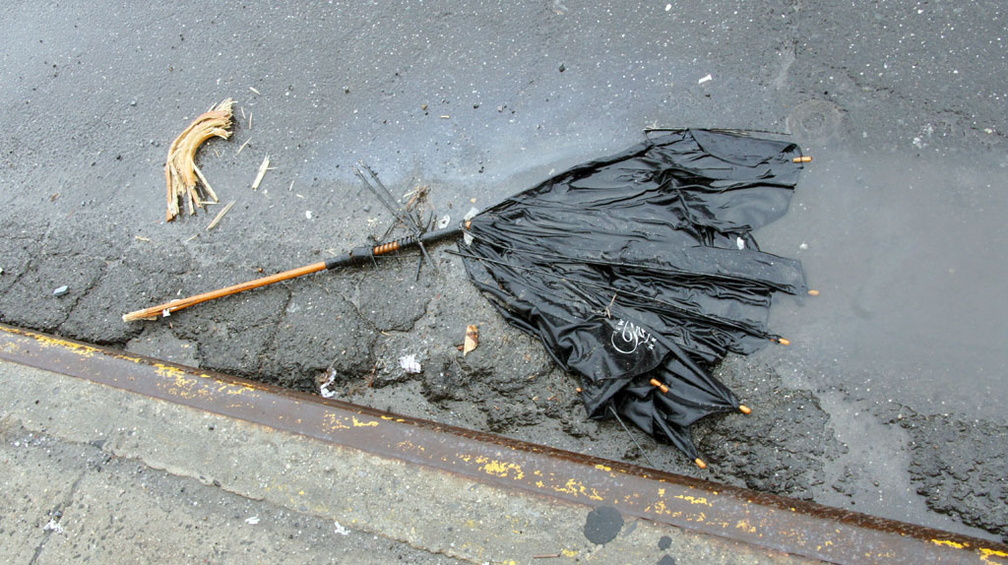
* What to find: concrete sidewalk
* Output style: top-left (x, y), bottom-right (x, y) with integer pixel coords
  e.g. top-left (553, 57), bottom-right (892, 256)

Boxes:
top-left (0, 414), bottom-right (463, 564)
top-left (1, 325), bottom-right (1004, 564)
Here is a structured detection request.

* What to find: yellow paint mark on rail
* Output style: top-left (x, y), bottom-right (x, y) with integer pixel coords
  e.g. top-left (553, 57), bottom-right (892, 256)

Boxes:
top-left (932, 538), bottom-right (967, 549)
top-left (553, 478), bottom-right (603, 501)
top-left (735, 520), bottom-right (758, 534)
top-left (323, 413), bottom-right (350, 431)
top-left (480, 458), bottom-right (525, 480)
top-left (351, 416), bottom-right (378, 428)
top-left (674, 494), bottom-right (712, 506)
top-left (27, 332), bottom-right (101, 358)
top-left (980, 547), bottom-right (1008, 564)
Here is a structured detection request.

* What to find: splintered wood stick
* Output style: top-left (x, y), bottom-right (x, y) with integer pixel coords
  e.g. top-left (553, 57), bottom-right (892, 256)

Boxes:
top-left (206, 200), bottom-right (236, 231)
top-left (251, 154), bottom-right (270, 190)
top-left (165, 98), bottom-right (234, 221)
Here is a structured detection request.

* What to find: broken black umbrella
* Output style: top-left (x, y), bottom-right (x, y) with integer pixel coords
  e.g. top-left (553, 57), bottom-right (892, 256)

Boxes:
top-left (123, 129), bottom-right (813, 468)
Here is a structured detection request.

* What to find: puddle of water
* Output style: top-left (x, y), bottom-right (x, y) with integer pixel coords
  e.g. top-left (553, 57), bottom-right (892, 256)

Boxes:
top-left (758, 148), bottom-right (1008, 421)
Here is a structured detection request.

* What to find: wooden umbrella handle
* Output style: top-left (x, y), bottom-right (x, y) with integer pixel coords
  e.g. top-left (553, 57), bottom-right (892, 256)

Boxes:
top-left (122, 261), bottom-right (329, 322)
top-left (122, 224), bottom-right (467, 323)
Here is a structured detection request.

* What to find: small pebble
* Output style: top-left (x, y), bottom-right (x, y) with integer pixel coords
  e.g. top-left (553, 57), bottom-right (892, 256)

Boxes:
top-left (53, 285), bottom-right (69, 297)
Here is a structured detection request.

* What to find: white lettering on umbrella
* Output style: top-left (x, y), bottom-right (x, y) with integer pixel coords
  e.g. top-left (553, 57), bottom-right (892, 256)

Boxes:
top-left (611, 319), bottom-right (657, 355)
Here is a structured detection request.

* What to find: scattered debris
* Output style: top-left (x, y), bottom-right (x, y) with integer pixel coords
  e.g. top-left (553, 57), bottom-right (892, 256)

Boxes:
top-left (399, 354), bottom-right (422, 374)
top-left (403, 184), bottom-right (429, 211)
top-left (698, 74), bottom-right (713, 84)
top-left (319, 369), bottom-right (338, 398)
top-left (305, 210), bottom-right (313, 220)
top-left (52, 285), bottom-right (69, 297)
top-left (249, 86), bottom-right (260, 95)
top-left (244, 516), bottom-right (260, 525)
top-left (165, 98), bottom-right (235, 222)
top-left (43, 517), bottom-right (64, 534)
top-left (206, 200), bottom-right (236, 231)
top-left (251, 154), bottom-right (270, 190)
top-left (333, 521), bottom-right (350, 536)
top-left (236, 136), bottom-right (253, 155)
top-left (463, 325), bottom-right (479, 356)
top-left (463, 207), bottom-right (480, 245)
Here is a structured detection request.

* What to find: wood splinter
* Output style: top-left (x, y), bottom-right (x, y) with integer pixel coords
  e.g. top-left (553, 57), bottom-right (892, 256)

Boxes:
top-left (165, 98), bottom-right (235, 222)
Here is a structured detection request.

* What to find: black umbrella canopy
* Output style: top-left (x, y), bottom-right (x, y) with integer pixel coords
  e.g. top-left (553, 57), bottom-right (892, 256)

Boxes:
top-left (461, 129), bottom-right (809, 465)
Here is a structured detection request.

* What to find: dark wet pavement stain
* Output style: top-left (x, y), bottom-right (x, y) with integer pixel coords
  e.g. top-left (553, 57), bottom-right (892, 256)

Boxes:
top-left (583, 506), bottom-right (623, 545)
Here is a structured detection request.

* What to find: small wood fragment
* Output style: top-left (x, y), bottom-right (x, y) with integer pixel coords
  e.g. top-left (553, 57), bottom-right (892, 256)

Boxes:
top-left (463, 324), bottom-right (479, 356)
top-left (206, 200), bottom-right (236, 231)
top-left (236, 136), bottom-right (253, 155)
top-left (251, 155), bottom-right (270, 190)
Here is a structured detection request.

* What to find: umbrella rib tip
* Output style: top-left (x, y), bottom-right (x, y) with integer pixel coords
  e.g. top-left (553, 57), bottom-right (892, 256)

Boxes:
top-left (694, 458), bottom-right (708, 470)
top-left (648, 378), bottom-right (670, 394)
top-left (738, 404), bottom-right (752, 415)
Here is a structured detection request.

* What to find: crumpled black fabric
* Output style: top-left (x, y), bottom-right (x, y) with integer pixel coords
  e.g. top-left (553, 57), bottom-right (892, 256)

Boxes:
top-left (460, 129), bottom-right (808, 463)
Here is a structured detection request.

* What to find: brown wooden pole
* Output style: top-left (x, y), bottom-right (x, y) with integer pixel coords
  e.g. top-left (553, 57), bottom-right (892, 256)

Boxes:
top-left (122, 261), bottom-right (328, 322)
top-left (122, 224), bottom-right (465, 323)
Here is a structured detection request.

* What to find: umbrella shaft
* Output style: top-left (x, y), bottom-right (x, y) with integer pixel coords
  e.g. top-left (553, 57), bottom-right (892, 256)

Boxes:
top-left (324, 224), bottom-right (464, 270)
top-left (123, 224), bottom-right (466, 322)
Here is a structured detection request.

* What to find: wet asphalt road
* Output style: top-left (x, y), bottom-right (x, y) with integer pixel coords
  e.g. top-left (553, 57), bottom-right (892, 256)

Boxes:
top-left (1, 0), bottom-right (1005, 543)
